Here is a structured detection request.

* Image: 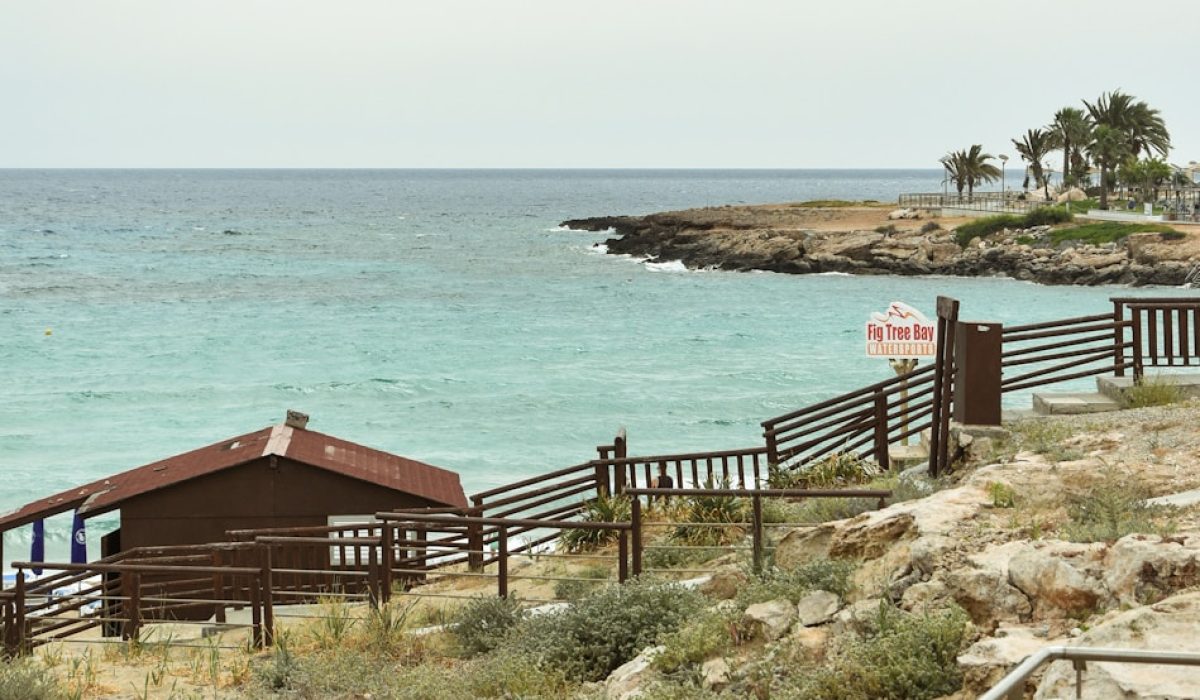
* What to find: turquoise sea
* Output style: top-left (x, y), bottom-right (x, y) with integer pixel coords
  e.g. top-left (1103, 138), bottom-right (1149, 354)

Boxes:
top-left (0, 169), bottom-right (1188, 566)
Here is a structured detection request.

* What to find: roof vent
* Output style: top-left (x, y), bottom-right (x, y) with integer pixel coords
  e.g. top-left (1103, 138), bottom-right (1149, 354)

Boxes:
top-left (285, 410), bottom-right (310, 430)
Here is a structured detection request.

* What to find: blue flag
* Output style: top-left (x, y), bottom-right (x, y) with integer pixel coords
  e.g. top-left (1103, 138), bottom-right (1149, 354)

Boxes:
top-left (31, 519), bottom-right (45, 575)
top-left (70, 511), bottom-right (87, 564)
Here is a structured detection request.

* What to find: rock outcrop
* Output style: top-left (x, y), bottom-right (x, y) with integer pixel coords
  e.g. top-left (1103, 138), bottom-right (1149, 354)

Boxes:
top-left (561, 206), bottom-right (1197, 286)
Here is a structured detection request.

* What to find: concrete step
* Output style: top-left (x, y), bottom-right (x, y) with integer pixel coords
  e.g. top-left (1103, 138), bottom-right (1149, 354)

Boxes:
top-left (1031, 391), bottom-right (1122, 415)
top-left (888, 443), bottom-right (928, 469)
top-left (1097, 372), bottom-right (1200, 402)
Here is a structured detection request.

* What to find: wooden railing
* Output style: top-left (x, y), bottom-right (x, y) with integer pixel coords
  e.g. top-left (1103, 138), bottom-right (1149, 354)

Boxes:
top-left (596, 446), bottom-right (769, 492)
top-left (1114, 298), bottom-right (1200, 379)
top-left (1001, 312), bottom-right (1132, 392)
top-left (762, 364), bottom-right (938, 471)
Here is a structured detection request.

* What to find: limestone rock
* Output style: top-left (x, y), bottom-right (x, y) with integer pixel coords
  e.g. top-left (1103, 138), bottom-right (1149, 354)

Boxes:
top-left (1008, 546), bottom-right (1103, 618)
top-left (1103, 534), bottom-right (1200, 606)
top-left (699, 567), bottom-right (748, 600)
top-left (700, 658), bottom-right (730, 690)
top-left (795, 590), bottom-right (841, 626)
top-left (774, 524), bottom-right (836, 570)
top-left (1034, 592), bottom-right (1200, 699)
top-left (743, 599), bottom-right (796, 641)
top-left (944, 568), bottom-right (1031, 630)
top-left (605, 645), bottom-right (663, 700)
top-left (900, 579), bottom-right (950, 612)
top-left (1056, 187), bottom-right (1087, 203)
top-left (959, 626), bottom-right (1066, 697)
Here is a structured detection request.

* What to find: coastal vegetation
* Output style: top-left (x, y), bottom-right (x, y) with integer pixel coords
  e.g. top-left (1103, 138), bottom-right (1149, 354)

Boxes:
top-left (941, 89), bottom-right (1176, 210)
top-left (952, 208), bottom-right (1074, 246)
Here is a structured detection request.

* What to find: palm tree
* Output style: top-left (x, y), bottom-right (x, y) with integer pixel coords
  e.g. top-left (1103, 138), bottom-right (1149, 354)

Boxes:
top-left (940, 152), bottom-right (966, 197)
top-left (1012, 128), bottom-right (1056, 199)
top-left (1049, 107), bottom-right (1092, 186)
top-left (940, 146), bottom-right (1000, 200)
top-left (1084, 90), bottom-right (1171, 158)
top-left (1086, 125), bottom-right (1130, 210)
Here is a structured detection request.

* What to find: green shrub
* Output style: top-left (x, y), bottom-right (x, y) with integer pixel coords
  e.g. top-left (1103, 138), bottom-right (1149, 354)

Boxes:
top-left (513, 578), bottom-right (705, 682)
top-left (554, 565), bottom-right (611, 600)
top-left (1064, 467), bottom-right (1170, 543)
top-left (738, 560), bottom-right (856, 606)
top-left (1046, 222), bottom-right (1177, 245)
top-left (652, 608), bottom-right (737, 673)
top-left (953, 214), bottom-right (1022, 246)
top-left (769, 452), bottom-right (878, 490)
top-left (988, 482), bottom-right (1016, 508)
top-left (953, 208), bottom-right (1076, 246)
top-left (793, 199), bottom-right (861, 208)
top-left (0, 659), bottom-right (62, 700)
top-left (560, 493), bottom-right (631, 552)
top-left (1123, 377), bottom-right (1183, 409)
top-left (1021, 207), bottom-right (1074, 227)
top-left (669, 478), bottom-right (750, 547)
top-left (791, 603), bottom-right (971, 700)
top-left (643, 544), bottom-right (726, 571)
top-left (451, 595), bottom-right (526, 656)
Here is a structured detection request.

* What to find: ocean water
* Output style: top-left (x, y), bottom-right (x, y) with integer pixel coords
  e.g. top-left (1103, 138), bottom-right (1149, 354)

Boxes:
top-left (0, 169), bottom-right (1188, 566)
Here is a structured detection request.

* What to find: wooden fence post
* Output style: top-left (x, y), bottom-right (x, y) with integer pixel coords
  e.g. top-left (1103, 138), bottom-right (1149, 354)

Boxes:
top-left (367, 544), bottom-right (380, 609)
top-left (751, 495), bottom-right (764, 575)
top-left (1133, 306), bottom-right (1145, 381)
top-left (1113, 299), bottom-right (1126, 376)
top-left (211, 550), bottom-right (226, 624)
top-left (630, 498), bottom-right (642, 577)
top-left (380, 525), bottom-right (393, 604)
top-left (618, 529), bottom-right (629, 583)
top-left (12, 570), bottom-right (25, 656)
top-left (124, 572), bottom-right (141, 642)
top-left (496, 526), bottom-right (508, 599)
top-left (261, 546), bottom-right (274, 646)
top-left (249, 573), bottom-right (263, 649)
top-left (872, 389), bottom-right (890, 470)
top-left (467, 499), bottom-right (484, 571)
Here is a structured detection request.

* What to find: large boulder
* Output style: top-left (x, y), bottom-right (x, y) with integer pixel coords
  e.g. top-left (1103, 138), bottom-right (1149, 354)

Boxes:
top-left (795, 590), bottom-right (841, 626)
top-left (1034, 592), bottom-right (1200, 699)
top-left (1007, 544), bottom-right (1105, 618)
top-left (743, 599), bottom-right (796, 641)
top-left (1056, 187), bottom-right (1088, 203)
top-left (1103, 534), bottom-right (1200, 606)
top-left (944, 568), bottom-right (1032, 630)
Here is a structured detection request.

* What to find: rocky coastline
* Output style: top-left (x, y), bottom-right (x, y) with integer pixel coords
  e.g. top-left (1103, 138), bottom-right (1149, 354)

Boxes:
top-left (562, 205), bottom-right (1200, 286)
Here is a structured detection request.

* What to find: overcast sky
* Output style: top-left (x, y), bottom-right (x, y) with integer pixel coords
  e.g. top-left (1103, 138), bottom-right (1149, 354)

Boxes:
top-left (2, 0), bottom-right (1197, 168)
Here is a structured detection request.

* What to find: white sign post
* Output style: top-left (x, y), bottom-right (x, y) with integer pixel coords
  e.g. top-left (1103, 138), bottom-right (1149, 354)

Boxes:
top-left (866, 302), bottom-right (937, 447)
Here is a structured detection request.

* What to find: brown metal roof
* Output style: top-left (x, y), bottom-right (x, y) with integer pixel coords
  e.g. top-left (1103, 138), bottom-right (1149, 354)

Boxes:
top-left (0, 424), bottom-right (467, 532)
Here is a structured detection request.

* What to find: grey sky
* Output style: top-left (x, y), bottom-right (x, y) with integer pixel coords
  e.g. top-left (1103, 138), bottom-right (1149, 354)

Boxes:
top-left (2, 0), bottom-right (1197, 168)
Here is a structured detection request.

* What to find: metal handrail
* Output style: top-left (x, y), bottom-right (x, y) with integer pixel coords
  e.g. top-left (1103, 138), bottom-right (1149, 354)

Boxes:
top-left (981, 646), bottom-right (1200, 700)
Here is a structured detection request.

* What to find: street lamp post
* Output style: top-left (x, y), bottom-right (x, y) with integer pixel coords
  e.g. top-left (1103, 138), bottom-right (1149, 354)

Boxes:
top-left (999, 154), bottom-right (1008, 208)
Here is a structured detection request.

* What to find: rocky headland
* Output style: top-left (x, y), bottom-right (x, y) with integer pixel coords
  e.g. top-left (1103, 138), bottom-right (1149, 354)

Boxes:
top-left (563, 203), bottom-right (1200, 286)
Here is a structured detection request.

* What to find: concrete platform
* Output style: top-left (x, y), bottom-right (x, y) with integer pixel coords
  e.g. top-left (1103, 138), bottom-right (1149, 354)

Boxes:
top-left (888, 444), bottom-right (928, 469)
top-left (1097, 373), bottom-right (1200, 402)
top-left (1032, 391), bottom-right (1122, 415)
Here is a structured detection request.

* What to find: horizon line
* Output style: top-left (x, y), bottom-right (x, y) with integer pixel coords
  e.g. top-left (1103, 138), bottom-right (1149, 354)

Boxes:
top-left (0, 166), bottom-right (952, 172)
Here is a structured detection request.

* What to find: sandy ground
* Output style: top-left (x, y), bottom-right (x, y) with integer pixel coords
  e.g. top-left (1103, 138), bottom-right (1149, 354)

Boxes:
top-left (649, 202), bottom-right (974, 233)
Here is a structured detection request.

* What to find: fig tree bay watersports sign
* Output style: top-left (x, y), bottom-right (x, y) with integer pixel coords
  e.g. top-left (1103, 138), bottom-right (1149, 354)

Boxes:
top-left (865, 301), bottom-right (936, 358)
